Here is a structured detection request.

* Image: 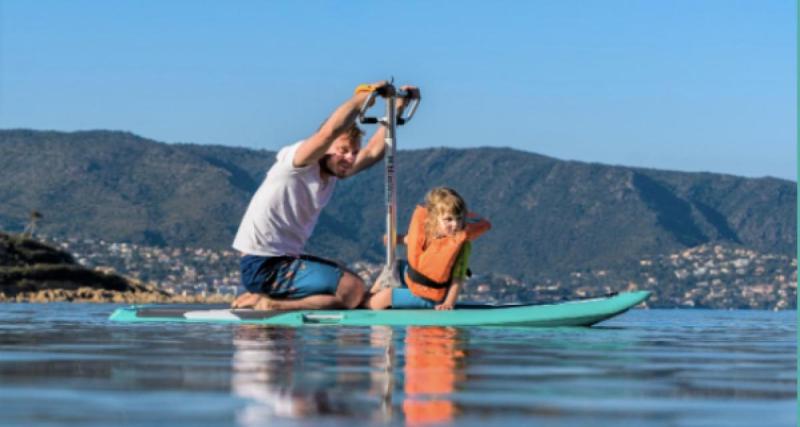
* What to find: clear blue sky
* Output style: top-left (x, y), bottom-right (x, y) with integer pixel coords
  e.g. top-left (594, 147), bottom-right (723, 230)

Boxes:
top-left (1, 0), bottom-right (796, 180)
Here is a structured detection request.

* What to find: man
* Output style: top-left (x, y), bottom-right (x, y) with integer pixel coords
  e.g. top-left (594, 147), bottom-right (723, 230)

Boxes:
top-left (231, 81), bottom-right (420, 310)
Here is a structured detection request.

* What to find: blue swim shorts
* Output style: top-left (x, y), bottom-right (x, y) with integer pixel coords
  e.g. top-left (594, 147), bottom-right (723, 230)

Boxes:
top-left (390, 260), bottom-right (437, 309)
top-left (240, 254), bottom-right (343, 299)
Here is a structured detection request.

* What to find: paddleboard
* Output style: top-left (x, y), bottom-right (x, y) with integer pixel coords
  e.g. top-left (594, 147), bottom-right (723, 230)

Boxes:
top-left (109, 291), bottom-right (650, 327)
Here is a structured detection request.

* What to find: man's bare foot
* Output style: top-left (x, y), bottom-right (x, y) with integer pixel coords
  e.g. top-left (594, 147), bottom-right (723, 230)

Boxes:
top-left (231, 292), bottom-right (261, 309)
top-left (254, 295), bottom-right (285, 310)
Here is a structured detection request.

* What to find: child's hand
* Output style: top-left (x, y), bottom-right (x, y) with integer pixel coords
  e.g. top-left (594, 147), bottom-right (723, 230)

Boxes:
top-left (435, 302), bottom-right (455, 311)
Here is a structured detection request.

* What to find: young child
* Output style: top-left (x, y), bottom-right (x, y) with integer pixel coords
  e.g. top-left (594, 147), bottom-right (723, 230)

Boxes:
top-left (364, 187), bottom-right (491, 310)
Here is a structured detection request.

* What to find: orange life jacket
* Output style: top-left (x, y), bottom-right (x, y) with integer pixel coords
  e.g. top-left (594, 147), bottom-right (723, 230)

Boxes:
top-left (405, 206), bottom-right (491, 302)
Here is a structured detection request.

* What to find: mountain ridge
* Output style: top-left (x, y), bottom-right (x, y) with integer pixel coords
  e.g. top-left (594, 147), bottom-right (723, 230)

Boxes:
top-left (1, 128), bottom-right (794, 281)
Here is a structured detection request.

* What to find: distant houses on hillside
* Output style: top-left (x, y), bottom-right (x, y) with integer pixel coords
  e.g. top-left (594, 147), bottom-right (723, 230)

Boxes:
top-left (41, 235), bottom-right (796, 310)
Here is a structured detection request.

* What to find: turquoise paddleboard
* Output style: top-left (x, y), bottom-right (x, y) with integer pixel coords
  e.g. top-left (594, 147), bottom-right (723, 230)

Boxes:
top-left (109, 291), bottom-right (650, 327)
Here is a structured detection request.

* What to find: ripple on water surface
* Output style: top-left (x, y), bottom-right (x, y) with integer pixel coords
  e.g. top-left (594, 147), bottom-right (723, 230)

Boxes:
top-left (0, 304), bottom-right (795, 427)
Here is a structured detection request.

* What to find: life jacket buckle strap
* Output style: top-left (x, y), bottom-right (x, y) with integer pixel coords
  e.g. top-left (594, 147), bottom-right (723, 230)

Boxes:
top-left (406, 265), bottom-right (451, 289)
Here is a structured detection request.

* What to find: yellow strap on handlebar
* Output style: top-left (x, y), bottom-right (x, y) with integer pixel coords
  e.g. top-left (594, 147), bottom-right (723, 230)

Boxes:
top-left (354, 83), bottom-right (377, 95)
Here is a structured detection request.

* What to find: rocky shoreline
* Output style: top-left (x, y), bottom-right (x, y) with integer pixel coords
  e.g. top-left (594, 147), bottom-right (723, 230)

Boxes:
top-left (0, 287), bottom-right (233, 304)
top-left (1, 232), bottom-right (234, 304)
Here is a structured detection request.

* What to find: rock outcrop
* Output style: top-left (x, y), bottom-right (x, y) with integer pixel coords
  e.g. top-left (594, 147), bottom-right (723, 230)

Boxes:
top-left (0, 232), bottom-right (227, 303)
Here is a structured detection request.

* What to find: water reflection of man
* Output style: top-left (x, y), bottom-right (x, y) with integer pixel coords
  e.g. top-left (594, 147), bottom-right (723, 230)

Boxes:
top-left (230, 325), bottom-right (466, 426)
top-left (231, 326), bottom-right (348, 424)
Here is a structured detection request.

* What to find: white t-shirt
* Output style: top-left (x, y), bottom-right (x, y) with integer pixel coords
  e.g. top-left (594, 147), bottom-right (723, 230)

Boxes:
top-left (232, 141), bottom-right (337, 256)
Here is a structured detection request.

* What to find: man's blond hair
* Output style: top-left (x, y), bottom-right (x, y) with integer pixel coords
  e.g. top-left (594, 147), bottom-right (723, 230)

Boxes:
top-left (344, 123), bottom-right (364, 145)
top-left (317, 120), bottom-right (364, 146)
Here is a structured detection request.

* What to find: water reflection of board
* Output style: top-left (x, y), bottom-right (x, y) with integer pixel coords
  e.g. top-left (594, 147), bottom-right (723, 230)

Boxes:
top-left (109, 291), bottom-right (650, 327)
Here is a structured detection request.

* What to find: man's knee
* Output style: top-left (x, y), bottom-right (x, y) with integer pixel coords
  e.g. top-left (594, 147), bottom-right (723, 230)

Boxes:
top-left (336, 271), bottom-right (365, 309)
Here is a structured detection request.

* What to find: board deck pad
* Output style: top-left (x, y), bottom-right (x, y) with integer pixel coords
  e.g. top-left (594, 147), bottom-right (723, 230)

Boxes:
top-left (109, 291), bottom-right (651, 327)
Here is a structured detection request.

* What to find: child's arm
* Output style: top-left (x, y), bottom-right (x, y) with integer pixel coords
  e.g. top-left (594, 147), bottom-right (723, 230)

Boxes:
top-left (465, 212), bottom-right (491, 240)
top-left (435, 279), bottom-right (462, 311)
top-left (435, 243), bottom-right (470, 310)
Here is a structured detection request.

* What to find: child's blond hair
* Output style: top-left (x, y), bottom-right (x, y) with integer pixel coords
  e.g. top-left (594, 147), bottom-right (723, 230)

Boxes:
top-left (423, 187), bottom-right (467, 241)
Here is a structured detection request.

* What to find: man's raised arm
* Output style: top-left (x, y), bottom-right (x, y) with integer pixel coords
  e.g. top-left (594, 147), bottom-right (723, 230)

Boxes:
top-left (293, 81), bottom-right (393, 168)
top-left (346, 85), bottom-right (421, 177)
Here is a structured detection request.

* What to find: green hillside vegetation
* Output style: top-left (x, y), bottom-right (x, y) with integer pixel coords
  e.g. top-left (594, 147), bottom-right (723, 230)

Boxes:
top-left (0, 129), bottom-right (794, 282)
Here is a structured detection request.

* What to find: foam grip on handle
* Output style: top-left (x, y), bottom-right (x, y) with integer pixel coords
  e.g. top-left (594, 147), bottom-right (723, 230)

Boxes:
top-left (354, 84), bottom-right (376, 95)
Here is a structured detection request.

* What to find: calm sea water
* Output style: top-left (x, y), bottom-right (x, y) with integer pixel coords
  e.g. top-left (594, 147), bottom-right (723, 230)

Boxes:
top-left (0, 304), bottom-right (795, 427)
